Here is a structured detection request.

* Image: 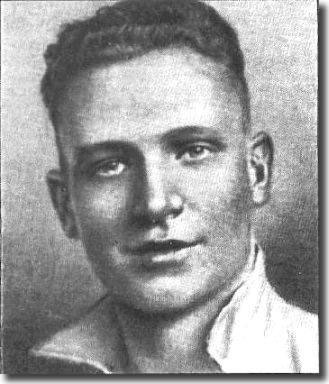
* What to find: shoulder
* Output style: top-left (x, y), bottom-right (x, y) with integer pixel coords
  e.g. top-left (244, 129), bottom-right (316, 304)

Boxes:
top-left (27, 353), bottom-right (106, 375)
top-left (265, 282), bottom-right (319, 372)
top-left (254, 245), bottom-right (318, 370)
top-left (267, 282), bottom-right (318, 336)
top-left (28, 296), bottom-right (121, 374)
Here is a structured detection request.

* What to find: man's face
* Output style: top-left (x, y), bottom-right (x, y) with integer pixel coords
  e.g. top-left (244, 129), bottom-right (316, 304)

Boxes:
top-left (54, 49), bottom-right (254, 312)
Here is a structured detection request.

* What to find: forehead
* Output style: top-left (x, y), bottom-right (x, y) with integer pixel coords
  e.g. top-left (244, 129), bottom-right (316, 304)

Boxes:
top-left (56, 48), bottom-right (243, 163)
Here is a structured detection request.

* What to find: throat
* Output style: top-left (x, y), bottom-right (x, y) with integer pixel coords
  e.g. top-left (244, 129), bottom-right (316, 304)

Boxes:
top-left (114, 295), bottom-right (227, 373)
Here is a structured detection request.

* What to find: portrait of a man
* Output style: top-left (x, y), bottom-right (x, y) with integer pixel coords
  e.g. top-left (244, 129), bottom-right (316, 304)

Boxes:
top-left (2, 0), bottom-right (319, 375)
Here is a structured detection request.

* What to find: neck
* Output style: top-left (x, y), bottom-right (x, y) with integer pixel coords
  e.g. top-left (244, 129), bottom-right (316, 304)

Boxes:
top-left (114, 292), bottom-right (228, 373)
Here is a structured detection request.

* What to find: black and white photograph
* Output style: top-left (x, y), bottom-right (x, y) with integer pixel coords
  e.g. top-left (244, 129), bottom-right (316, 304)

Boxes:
top-left (2, 0), bottom-right (319, 375)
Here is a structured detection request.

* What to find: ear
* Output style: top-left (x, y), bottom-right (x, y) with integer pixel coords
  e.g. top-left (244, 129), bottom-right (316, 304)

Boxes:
top-left (247, 132), bottom-right (274, 206)
top-left (46, 169), bottom-right (79, 239)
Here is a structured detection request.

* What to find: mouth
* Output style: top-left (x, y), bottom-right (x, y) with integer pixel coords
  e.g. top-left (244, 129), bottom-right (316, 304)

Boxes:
top-left (127, 239), bottom-right (202, 268)
top-left (131, 239), bottom-right (200, 255)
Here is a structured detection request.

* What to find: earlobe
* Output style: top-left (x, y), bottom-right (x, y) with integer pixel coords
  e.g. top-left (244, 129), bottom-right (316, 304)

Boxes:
top-left (247, 132), bottom-right (274, 206)
top-left (46, 169), bottom-right (79, 239)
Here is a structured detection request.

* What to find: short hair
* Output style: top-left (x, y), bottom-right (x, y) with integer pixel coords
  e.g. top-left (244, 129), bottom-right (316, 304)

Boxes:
top-left (42, 0), bottom-right (250, 164)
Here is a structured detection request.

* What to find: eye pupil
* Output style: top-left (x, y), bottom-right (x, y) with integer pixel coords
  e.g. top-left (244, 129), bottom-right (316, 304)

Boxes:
top-left (100, 161), bottom-right (117, 171)
top-left (188, 145), bottom-right (205, 158)
top-left (192, 146), bottom-right (203, 153)
top-left (109, 161), bottom-right (118, 169)
top-left (93, 160), bottom-right (125, 177)
top-left (177, 143), bottom-right (216, 163)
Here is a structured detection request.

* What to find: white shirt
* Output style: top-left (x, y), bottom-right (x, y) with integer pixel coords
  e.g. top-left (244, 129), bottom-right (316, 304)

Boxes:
top-left (29, 244), bottom-right (319, 374)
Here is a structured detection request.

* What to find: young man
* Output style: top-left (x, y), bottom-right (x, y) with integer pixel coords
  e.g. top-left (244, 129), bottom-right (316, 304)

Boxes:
top-left (29, 0), bottom-right (318, 374)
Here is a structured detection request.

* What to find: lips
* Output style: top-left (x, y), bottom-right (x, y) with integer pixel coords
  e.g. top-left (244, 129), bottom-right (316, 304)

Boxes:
top-left (129, 239), bottom-right (201, 256)
top-left (124, 238), bottom-right (204, 269)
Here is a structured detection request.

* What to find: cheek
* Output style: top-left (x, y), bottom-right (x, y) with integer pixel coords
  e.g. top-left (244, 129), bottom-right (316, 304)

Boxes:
top-left (71, 182), bottom-right (129, 238)
top-left (70, 184), bottom-right (132, 280)
top-left (185, 155), bottom-right (249, 210)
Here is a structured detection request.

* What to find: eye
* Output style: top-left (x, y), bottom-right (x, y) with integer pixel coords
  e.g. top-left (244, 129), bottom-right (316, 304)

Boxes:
top-left (177, 143), bottom-right (217, 163)
top-left (91, 159), bottom-right (126, 178)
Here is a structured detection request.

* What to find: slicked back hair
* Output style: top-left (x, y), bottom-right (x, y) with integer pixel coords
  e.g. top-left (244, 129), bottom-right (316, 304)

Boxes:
top-left (42, 0), bottom-right (250, 167)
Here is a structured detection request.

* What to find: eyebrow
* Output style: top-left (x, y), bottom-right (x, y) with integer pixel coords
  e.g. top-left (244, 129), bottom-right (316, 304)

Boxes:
top-left (160, 125), bottom-right (225, 144)
top-left (73, 125), bottom-right (225, 164)
top-left (73, 140), bottom-right (134, 168)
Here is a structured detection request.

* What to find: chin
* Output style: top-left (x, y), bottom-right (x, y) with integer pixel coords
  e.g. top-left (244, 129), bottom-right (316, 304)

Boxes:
top-left (112, 282), bottom-right (218, 315)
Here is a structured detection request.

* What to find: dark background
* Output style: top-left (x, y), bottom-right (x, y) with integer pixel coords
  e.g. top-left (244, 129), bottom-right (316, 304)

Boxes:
top-left (2, 1), bottom-right (318, 373)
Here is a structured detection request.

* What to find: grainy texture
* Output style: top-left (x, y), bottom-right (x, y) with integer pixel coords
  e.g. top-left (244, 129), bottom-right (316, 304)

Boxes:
top-left (2, 0), bottom-right (317, 373)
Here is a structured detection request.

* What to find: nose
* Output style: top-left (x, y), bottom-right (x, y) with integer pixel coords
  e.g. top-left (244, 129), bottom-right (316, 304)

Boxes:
top-left (133, 155), bottom-right (184, 225)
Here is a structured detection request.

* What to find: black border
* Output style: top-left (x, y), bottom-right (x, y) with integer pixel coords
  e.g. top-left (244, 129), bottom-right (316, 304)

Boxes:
top-left (2, 0), bottom-right (326, 381)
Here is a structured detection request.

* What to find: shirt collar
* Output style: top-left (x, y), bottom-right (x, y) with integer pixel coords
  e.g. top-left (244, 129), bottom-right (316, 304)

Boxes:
top-left (206, 240), bottom-right (270, 372)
